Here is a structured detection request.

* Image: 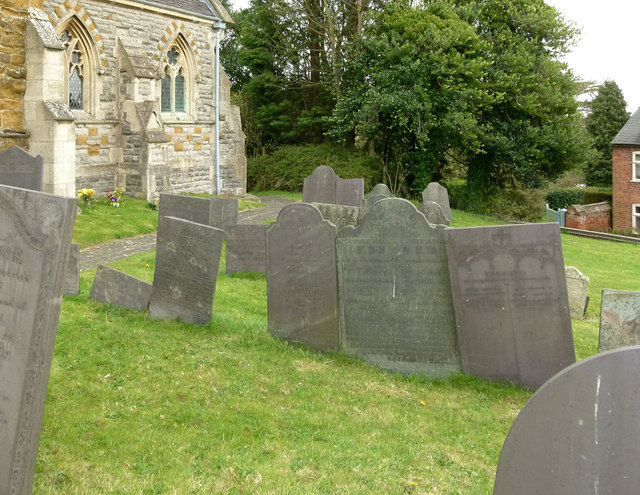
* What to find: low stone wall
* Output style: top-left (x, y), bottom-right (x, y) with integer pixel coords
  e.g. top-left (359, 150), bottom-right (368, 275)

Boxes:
top-left (566, 202), bottom-right (611, 233)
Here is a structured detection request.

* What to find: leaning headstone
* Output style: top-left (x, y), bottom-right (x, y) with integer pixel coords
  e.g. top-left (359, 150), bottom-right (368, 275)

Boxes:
top-left (311, 202), bottom-right (361, 231)
top-left (158, 193), bottom-right (210, 226)
top-left (90, 264), bottom-right (153, 312)
top-left (63, 243), bottom-right (80, 296)
top-left (266, 203), bottom-right (339, 352)
top-left (302, 165), bottom-right (364, 206)
top-left (335, 177), bottom-right (364, 207)
top-left (445, 223), bottom-right (575, 389)
top-left (226, 224), bottom-right (267, 274)
top-left (565, 266), bottom-right (589, 319)
top-left (599, 289), bottom-right (640, 352)
top-left (149, 216), bottom-right (224, 325)
top-left (419, 200), bottom-right (450, 226)
top-left (337, 198), bottom-right (460, 376)
top-left (0, 185), bottom-right (75, 495)
top-left (209, 197), bottom-right (238, 230)
top-left (422, 182), bottom-right (452, 223)
top-left (0, 145), bottom-right (44, 191)
top-left (494, 346), bottom-right (640, 494)
top-left (361, 183), bottom-right (394, 216)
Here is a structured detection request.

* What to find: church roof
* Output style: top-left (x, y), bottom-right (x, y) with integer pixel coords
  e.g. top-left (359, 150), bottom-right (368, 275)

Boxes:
top-left (612, 107), bottom-right (640, 146)
top-left (145, 0), bottom-right (231, 23)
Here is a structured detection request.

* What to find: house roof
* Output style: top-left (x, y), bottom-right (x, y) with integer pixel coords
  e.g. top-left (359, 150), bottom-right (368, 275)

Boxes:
top-left (145, 0), bottom-right (233, 23)
top-left (612, 107), bottom-right (640, 146)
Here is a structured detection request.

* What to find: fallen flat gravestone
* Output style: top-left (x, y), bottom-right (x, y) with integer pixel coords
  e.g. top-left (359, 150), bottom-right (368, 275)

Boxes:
top-left (337, 198), bottom-right (460, 376)
top-left (149, 216), bottom-right (224, 325)
top-left (266, 203), bottom-right (339, 352)
top-left (90, 264), bottom-right (153, 312)
top-left (63, 243), bottom-right (80, 296)
top-left (494, 346), bottom-right (640, 494)
top-left (158, 193), bottom-right (210, 226)
top-left (0, 145), bottom-right (44, 191)
top-left (226, 224), bottom-right (266, 274)
top-left (209, 197), bottom-right (238, 230)
top-left (0, 185), bottom-right (75, 495)
top-left (311, 202), bottom-right (361, 231)
top-left (419, 200), bottom-right (450, 226)
top-left (565, 266), bottom-right (589, 319)
top-left (422, 182), bottom-right (452, 224)
top-left (599, 289), bottom-right (640, 352)
top-left (445, 223), bottom-right (575, 389)
top-left (302, 165), bottom-right (364, 206)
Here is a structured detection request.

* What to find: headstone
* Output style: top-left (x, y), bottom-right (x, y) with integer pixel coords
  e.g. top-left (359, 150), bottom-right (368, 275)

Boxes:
top-left (311, 202), bottom-right (361, 231)
top-left (422, 182), bottom-right (452, 223)
top-left (494, 346), bottom-right (640, 495)
top-left (445, 223), bottom-right (575, 389)
top-left (302, 165), bottom-right (364, 206)
top-left (90, 264), bottom-right (153, 312)
top-left (226, 224), bottom-right (267, 274)
top-left (158, 193), bottom-right (210, 226)
top-left (209, 197), bottom-right (238, 230)
top-left (599, 289), bottom-right (640, 352)
top-left (361, 183), bottom-right (394, 216)
top-left (0, 185), bottom-right (75, 495)
top-left (0, 146), bottom-right (44, 191)
top-left (419, 200), bottom-right (450, 226)
top-left (565, 266), bottom-right (589, 319)
top-left (336, 198), bottom-right (460, 376)
top-left (63, 243), bottom-right (80, 296)
top-left (149, 216), bottom-right (224, 325)
top-left (266, 203), bottom-right (339, 352)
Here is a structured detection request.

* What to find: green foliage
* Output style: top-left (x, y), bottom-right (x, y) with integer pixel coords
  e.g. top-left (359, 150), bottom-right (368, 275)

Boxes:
top-left (584, 80), bottom-right (630, 186)
top-left (247, 143), bottom-right (382, 192)
top-left (545, 189), bottom-right (584, 210)
top-left (445, 180), bottom-right (468, 210)
top-left (491, 186), bottom-right (546, 222)
top-left (582, 187), bottom-right (612, 205)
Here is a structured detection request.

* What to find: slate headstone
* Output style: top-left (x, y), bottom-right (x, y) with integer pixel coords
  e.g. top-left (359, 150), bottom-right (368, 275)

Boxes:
top-left (0, 146), bottom-right (44, 191)
top-left (422, 182), bottom-right (452, 223)
top-left (302, 166), bottom-right (337, 204)
top-left (311, 202), bottom-right (361, 231)
top-left (158, 193), bottom-right (210, 226)
top-left (335, 177), bottom-right (364, 207)
top-left (63, 243), bottom-right (80, 296)
top-left (0, 185), bottom-right (75, 495)
top-left (419, 200), bottom-right (450, 226)
top-left (209, 197), bottom-right (238, 230)
top-left (149, 216), bottom-right (224, 325)
top-left (90, 264), bottom-right (153, 312)
top-left (226, 224), bottom-right (267, 274)
top-left (445, 223), bottom-right (575, 389)
top-left (565, 266), bottom-right (589, 319)
top-left (361, 183), bottom-right (394, 216)
top-left (599, 289), bottom-right (640, 352)
top-left (266, 203), bottom-right (339, 352)
top-left (336, 198), bottom-right (460, 376)
top-left (494, 346), bottom-right (640, 495)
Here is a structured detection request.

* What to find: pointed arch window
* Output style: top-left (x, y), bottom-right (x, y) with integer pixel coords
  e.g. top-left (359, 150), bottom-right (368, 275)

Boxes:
top-left (59, 22), bottom-right (97, 114)
top-left (161, 44), bottom-right (191, 115)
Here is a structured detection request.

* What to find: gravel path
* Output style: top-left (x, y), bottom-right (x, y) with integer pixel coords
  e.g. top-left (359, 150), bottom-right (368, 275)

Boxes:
top-left (79, 196), bottom-right (294, 271)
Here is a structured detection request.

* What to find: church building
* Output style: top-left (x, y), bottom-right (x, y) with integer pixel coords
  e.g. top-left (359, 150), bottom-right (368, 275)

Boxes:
top-left (0, 0), bottom-right (246, 198)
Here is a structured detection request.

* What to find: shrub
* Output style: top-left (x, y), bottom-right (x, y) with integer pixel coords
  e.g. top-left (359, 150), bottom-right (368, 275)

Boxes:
top-left (445, 180), bottom-right (467, 210)
top-left (582, 187), bottom-right (612, 205)
top-left (492, 186), bottom-right (546, 222)
top-left (247, 144), bottom-right (383, 193)
top-left (546, 189), bottom-right (585, 210)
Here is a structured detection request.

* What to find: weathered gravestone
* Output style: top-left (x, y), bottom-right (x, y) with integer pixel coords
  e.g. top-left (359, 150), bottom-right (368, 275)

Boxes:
top-left (311, 202), bottom-right (361, 231)
top-left (360, 183), bottom-right (394, 216)
top-left (149, 216), bottom-right (224, 325)
top-left (445, 223), bottom-right (575, 389)
top-left (422, 182), bottom-right (452, 224)
top-left (266, 203), bottom-right (339, 352)
top-left (90, 264), bottom-right (153, 312)
top-left (0, 146), bottom-right (44, 191)
top-left (0, 185), bottom-right (75, 495)
top-left (209, 197), bottom-right (238, 230)
top-left (494, 346), bottom-right (640, 494)
top-left (63, 243), bottom-right (80, 296)
top-left (302, 165), bottom-right (364, 206)
top-left (158, 193), bottom-right (210, 226)
top-left (226, 224), bottom-right (266, 274)
top-left (599, 289), bottom-right (640, 352)
top-left (336, 198), bottom-right (460, 376)
top-left (565, 266), bottom-right (589, 319)
top-left (419, 200), bottom-right (450, 226)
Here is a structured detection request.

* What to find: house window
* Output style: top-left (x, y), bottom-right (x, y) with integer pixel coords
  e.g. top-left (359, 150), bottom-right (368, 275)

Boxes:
top-left (633, 152), bottom-right (640, 181)
top-left (161, 46), bottom-right (189, 114)
top-left (633, 205), bottom-right (640, 231)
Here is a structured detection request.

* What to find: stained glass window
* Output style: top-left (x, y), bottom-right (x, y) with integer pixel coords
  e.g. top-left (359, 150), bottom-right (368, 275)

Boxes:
top-left (175, 69), bottom-right (185, 112)
top-left (162, 45), bottom-right (189, 114)
top-left (60, 29), bottom-right (85, 110)
top-left (161, 67), bottom-right (171, 112)
top-left (69, 67), bottom-right (83, 109)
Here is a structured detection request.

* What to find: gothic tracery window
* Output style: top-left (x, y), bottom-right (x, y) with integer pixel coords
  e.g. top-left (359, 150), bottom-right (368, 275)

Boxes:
top-left (161, 45), bottom-right (189, 114)
top-left (60, 29), bottom-right (84, 110)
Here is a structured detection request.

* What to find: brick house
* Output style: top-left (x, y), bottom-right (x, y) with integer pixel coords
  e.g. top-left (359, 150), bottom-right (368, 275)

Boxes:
top-left (612, 108), bottom-right (640, 231)
top-left (0, 0), bottom-right (246, 199)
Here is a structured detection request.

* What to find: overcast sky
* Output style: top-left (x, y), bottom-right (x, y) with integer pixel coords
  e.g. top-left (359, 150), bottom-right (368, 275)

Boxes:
top-left (229, 0), bottom-right (640, 112)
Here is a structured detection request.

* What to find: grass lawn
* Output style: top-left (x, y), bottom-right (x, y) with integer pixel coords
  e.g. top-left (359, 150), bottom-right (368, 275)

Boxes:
top-left (33, 205), bottom-right (640, 494)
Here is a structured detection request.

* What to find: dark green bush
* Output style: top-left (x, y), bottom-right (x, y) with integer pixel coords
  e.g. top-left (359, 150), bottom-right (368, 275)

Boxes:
top-left (545, 189), bottom-right (584, 210)
top-left (582, 187), bottom-right (612, 205)
top-left (247, 144), bottom-right (383, 193)
top-left (445, 180), bottom-right (467, 210)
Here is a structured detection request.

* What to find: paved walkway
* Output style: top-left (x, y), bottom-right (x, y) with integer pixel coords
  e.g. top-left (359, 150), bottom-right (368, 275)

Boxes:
top-left (79, 196), bottom-right (294, 271)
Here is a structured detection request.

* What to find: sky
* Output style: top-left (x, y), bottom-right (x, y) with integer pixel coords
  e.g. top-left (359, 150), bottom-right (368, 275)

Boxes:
top-left (228, 0), bottom-right (640, 112)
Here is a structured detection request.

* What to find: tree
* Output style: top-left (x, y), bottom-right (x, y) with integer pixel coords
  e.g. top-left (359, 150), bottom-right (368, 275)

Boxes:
top-left (584, 80), bottom-right (630, 186)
